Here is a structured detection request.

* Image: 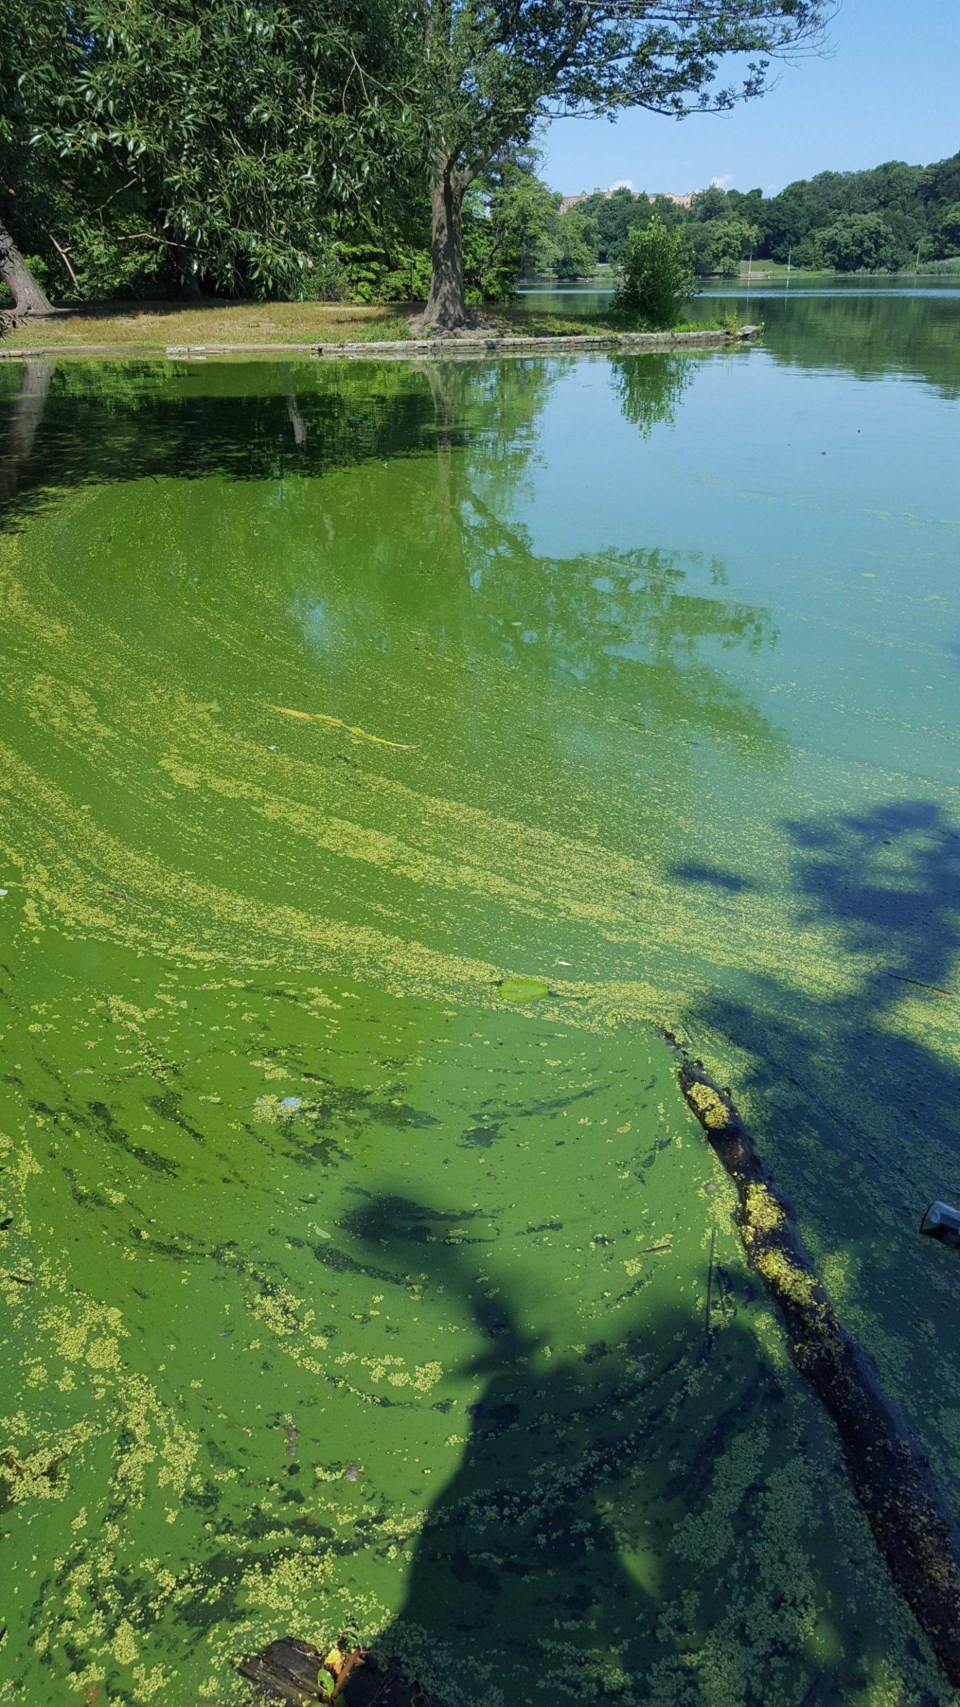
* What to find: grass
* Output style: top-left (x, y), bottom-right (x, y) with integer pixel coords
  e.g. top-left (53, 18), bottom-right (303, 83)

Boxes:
top-left (0, 298), bottom-right (415, 351)
top-left (491, 304), bottom-right (737, 337)
top-left (1, 295), bottom-right (742, 354)
top-left (728, 259), bottom-right (829, 282)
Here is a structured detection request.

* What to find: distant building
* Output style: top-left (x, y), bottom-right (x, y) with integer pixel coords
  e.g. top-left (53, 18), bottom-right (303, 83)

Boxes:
top-left (558, 188), bottom-right (694, 214)
top-left (558, 192), bottom-right (590, 215)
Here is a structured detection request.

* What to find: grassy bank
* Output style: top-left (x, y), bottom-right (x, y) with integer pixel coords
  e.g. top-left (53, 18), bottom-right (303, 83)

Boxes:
top-left (0, 296), bottom-right (740, 354)
top-left (0, 298), bottom-right (415, 350)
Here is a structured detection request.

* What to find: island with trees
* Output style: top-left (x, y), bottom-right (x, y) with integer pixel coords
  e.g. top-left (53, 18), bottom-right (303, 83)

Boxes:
top-left (0, 0), bottom-right (844, 342)
top-left (4, 3), bottom-right (954, 351)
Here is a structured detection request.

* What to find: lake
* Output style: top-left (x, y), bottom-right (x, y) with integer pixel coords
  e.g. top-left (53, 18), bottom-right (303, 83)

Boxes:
top-left (2, 287), bottom-right (959, 1707)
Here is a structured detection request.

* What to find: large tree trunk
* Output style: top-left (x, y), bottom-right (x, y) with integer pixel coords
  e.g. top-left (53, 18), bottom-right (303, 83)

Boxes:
top-left (0, 217), bottom-right (54, 315)
top-left (418, 160), bottom-right (471, 333)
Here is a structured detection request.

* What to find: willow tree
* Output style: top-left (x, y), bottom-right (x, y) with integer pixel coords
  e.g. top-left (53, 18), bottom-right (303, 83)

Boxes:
top-left (411, 0), bottom-right (833, 330)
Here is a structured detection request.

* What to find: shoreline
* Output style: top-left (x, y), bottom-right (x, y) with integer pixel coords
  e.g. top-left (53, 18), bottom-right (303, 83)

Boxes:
top-left (0, 327), bottom-right (758, 362)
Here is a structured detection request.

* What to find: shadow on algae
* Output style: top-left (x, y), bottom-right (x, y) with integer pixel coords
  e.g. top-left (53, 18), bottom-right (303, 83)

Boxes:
top-left (680, 800), bottom-right (960, 1509)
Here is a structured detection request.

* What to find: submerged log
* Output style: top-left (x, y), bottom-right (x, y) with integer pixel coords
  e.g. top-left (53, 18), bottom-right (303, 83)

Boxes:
top-left (678, 1058), bottom-right (960, 1687)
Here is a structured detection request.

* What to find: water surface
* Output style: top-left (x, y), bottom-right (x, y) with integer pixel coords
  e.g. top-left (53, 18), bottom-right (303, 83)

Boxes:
top-left (2, 295), bottom-right (960, 1706)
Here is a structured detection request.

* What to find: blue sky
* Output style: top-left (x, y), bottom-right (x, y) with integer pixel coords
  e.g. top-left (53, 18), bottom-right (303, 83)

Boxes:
top-left (540, 0), bottom-right (960, 196)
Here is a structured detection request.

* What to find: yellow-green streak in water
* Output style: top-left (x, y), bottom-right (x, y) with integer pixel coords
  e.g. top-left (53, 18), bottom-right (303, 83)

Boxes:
top-left (1, 310), bottom-right (959, 1706)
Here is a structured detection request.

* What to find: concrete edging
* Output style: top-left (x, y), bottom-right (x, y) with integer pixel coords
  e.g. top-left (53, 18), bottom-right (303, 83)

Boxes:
top-left (0, 328), bottom-right (757, 362)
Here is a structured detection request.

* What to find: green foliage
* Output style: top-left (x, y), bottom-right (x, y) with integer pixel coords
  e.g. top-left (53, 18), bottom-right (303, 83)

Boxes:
top-left (688, 217), bottom-right (759, 276)
top-left (552, 211), bottom-right (600, 280)
top-left (554, 146), bottom-right (960, 285)
top-left (919, 256), bottom-right (960, 275)
top-left (815, 212), bottom-right (904, 273)
top-left (936, 203), bottom-right (960, 256)
top-left (7, 0), bottom-right (959, 312)
top-left (0, 0), bottom-right (419, 303)
top-left (337, 243), bottom-right (431, 305)
top-left (482, 164), bottom-right (561, 288)
top-left (399, 1), bottom-right (831, 323)
top-left (575, 187), bottom-right (653, 266)
top-left (758, 160), bottom-right (934, 267)
top-left (615, 217), bottom-right (695, 329)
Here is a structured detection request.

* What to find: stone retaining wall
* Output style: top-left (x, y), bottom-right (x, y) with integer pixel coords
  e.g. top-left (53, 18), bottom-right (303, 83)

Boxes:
top-left (0, 328), bottom-right (756, 362)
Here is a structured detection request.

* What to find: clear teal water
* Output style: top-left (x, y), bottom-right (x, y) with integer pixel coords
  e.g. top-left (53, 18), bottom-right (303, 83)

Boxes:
top-left (1, 290), bottom-right (960, 1706)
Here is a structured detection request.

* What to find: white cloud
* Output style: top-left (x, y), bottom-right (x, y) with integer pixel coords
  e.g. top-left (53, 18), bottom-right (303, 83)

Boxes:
top-left (710, 174), bottom-right (734, 190)
top-left (610, 177), bottom-right (634, 191)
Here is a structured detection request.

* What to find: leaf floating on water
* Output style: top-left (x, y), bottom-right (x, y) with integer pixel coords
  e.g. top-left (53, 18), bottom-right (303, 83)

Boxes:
top-left (497, 975), bottom-right (550, 1003)
top-left (270, 706), bottom-right (416, 750)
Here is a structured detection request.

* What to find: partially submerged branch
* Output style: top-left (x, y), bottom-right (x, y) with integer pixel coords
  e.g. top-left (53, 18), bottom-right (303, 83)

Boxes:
top-left (678, 1057), bottom-right (960, 1686)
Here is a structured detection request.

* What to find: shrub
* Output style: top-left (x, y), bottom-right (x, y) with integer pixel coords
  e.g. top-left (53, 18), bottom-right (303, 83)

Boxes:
top-left (615, 216), bottom-right (695, 328)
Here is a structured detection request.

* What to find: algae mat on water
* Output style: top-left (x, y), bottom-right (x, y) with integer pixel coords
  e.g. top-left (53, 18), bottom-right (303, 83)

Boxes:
top-left (1, 347), bottom-right (959, 1706)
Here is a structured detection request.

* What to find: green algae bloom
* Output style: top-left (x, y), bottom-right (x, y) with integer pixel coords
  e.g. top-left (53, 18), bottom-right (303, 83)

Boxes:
top-left (497, 974), bottom-right (551, 1002)
top-left (1, 333), bottom-right (959, 1707)
top-left (745, 1182), bottom-right (786, 1235)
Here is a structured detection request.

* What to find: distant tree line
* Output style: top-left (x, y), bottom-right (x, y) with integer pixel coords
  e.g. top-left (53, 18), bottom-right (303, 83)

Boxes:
top-left (561, 151), bottom-right (960, 277)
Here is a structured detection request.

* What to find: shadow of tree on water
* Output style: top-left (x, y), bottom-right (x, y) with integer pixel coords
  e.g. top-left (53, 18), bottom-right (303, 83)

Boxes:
top-left (339, 1199), bottom-right (942, 1707)
top-left (687, 799), bottom-right (960, 1498)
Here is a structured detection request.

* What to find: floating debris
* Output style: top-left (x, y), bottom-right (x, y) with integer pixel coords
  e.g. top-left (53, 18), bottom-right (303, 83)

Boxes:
top-left (920, 1200), bottom-right (960, 1243)
top-left (239, 1636), bottom-right (326, 1703)
top-left (101, 886), bottom-right (156, 913)
top-left (497, 975), bottom-right (549, 1003)
top-left (239, 1635), bottom-right (441, 1705)
top-left (270, 706), bottom-right (416, 750)
top-left (343, 1462), bottom-right (361, 1482)
top-left (279, 1096), bottom-right (303, 1113)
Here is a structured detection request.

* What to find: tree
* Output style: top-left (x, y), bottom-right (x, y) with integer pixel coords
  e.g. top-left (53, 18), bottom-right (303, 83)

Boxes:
top-left (552, 209), bottom-right (599, 279)
top-left (409, 1), bottom-right (832, 331)
top-left (920, 150), bottom-right (960, 214)
top-left (936, 203), bottom-right (960, 257)
top-left (577, 185), bottom-right (652, 265)
top-left (1, 0), bottom-right (416, 306)
top-left (688, 216), bottom-right (759, 276)
top-left (615, 216), bottom-right (694, 327)
top-left (473, 158), bottom-right (561, 294)
top-left (0, 217), bottom-right (53, 313)
top-left (817, 211), bottom-right (903, 273)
